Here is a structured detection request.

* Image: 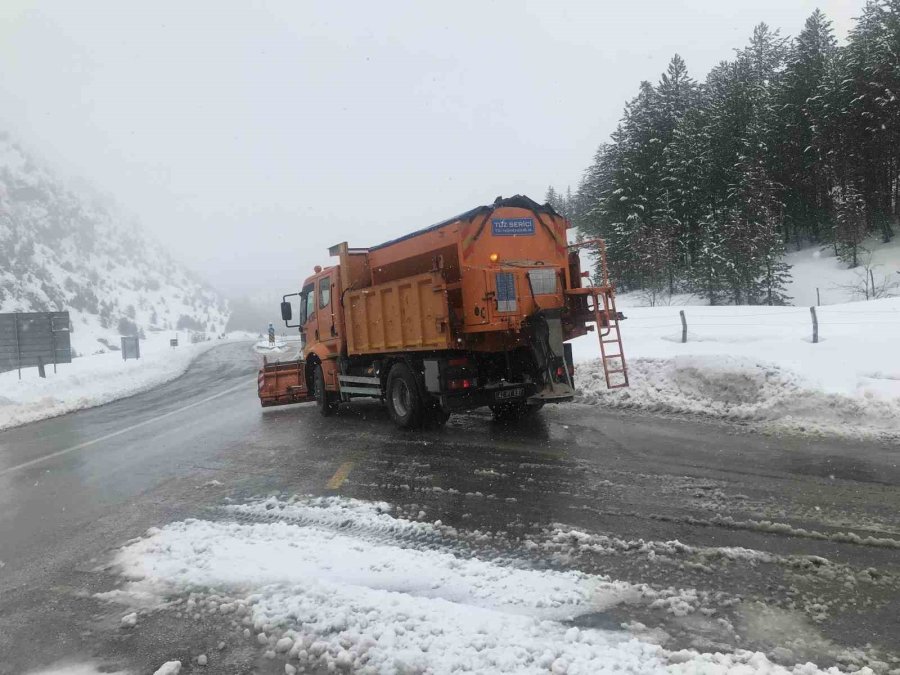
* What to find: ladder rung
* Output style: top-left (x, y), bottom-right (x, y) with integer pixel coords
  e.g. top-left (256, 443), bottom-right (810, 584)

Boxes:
top-left (602, 354), bottom-right (622, 360)
top-left (605, 368), bottom-right (626, 374)
top-left (601, 339), bottom-right (620, 344)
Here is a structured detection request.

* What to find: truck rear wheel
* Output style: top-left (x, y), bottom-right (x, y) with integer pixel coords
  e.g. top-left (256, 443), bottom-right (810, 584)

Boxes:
top-left (386, 362), bottom-right (423, 429)
top-left (314, 364), bottom-right (338, 416)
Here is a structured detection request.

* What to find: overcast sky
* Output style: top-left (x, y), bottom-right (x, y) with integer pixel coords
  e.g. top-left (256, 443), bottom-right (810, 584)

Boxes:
top-left (0, 0), bottom-right (861, 297)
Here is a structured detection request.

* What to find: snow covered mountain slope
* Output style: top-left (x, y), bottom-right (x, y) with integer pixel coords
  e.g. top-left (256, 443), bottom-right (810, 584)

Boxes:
top-left (0, 132), bottom-right (228, 358)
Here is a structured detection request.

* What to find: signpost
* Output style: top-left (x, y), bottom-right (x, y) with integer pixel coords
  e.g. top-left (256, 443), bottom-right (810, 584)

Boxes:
top-left (0, 311), bottom-right (72, 378)
top-left (121, 336), bottom-right (141, 361)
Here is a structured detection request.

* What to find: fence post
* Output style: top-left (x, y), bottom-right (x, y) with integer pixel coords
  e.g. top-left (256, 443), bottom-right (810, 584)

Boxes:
top-left (810, 306), bottom-right (818, 344)
top-left (37, 355), bottom-right (46, 378)
top-left (50, 313), bottom-right (57, 373)
top-left (680, 310), bottom-right (687, 343)
top-left (869, 269), bottom-right (875, 299)
top-left (816, 287), bottom-right (820, 307)
top-left (14, 312), bottom-right (21, 380)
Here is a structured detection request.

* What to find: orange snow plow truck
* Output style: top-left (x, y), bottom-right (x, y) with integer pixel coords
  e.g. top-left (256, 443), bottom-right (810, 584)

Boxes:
top-left (258, 195), bottom-right (627, 428)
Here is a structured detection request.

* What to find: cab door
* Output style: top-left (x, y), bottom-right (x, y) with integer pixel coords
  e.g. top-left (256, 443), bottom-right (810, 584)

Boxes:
top-left (316, 273), bottom-right (340, 355)
top-left (301, 282), bottom-right (318, 354)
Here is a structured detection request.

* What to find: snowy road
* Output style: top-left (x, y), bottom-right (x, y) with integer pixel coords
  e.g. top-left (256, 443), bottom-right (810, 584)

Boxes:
top-left (0, 342), bottom-right (898, 674)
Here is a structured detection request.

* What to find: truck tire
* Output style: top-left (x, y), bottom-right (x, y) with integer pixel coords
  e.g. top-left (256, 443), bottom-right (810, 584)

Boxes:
top-left (386, 362), bottom-right (423, 429)
top-left (314, 363), bottom-right (337, 416)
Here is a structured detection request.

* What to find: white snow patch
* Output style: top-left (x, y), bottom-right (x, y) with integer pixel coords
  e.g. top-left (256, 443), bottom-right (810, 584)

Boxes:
top-left (152, 662), bottom-right (181, 675)
top-left (108, 496), bottom-right (861, 675)
top-left (26, 663), bottom-right (129, 675)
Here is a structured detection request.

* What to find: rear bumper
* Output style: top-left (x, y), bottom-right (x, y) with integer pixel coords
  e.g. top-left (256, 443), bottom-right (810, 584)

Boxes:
top-left (440, 382), bottom-right (540, 412)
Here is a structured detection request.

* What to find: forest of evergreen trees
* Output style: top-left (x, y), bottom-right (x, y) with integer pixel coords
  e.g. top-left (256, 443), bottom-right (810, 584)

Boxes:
top-left (550, 2), bottom-right (900, 305)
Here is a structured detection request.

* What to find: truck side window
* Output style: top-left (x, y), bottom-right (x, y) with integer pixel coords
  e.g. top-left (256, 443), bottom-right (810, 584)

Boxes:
top-left (303, 284), bottom-right (316, 323)
top-left (319, 277), bottom-right (331, 309)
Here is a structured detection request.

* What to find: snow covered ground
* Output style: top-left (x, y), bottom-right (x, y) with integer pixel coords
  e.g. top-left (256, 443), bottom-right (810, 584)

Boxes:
top-left (784, 236), bottom-right (900, 307)
top-left (0, 331), bottom-right (253, 431)
top-left (103, 495), bottom-right (870, 675)
top-left (571, 298), bottom-right (900, 440)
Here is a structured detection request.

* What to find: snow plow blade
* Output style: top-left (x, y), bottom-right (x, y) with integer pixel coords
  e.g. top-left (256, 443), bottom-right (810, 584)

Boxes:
top-left (258, 358), bottom-right (313, 407)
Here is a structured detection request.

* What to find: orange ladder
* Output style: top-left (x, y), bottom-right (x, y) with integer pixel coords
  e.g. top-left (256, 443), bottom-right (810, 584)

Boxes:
top-left (594, 289), bottom-right (629, 389)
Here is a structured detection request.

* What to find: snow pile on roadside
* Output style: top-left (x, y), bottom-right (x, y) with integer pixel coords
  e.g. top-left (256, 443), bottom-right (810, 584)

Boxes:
top-left (0, 332), bottom-right (250, 431)
top-left (254, 338), bottom-right (288, 352)
top-left (572, 298), bottom-right (900, 439)
top-left (252, 336), bottom-right (302, 361)
top-left (108, 496), bottom-right (860, 675)
top-left (25, 662), bottom-right (130, 675)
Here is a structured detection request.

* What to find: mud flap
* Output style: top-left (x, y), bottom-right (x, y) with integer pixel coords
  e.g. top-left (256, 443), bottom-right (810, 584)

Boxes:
top-left (523, 309), bottom-right (576, 404)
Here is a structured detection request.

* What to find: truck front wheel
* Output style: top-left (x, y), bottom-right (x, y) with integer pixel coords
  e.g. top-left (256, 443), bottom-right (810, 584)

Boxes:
top-left (314, 364), bottom-right (338, 416)
top-left (386, 363), bottom-right (423, 429)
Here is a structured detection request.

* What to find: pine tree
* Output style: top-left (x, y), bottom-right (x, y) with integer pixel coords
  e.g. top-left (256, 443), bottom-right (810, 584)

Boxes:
top-left (831, 182), bottom-right (868, 267)
top-left (772, 10), bottom-right (837, 245)
top-left (843, 0), bottom-right (899, 242)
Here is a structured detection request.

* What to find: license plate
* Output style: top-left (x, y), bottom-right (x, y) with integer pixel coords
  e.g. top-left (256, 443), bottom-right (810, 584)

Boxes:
top-left (494, 387), bottom-right (524, 401)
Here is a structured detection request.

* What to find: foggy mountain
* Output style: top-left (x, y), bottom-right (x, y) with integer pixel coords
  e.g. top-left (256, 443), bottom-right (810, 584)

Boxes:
top-left (0, 131), bottom-right (229, 356)
top-left (224, 293), bottom-right (286, 335)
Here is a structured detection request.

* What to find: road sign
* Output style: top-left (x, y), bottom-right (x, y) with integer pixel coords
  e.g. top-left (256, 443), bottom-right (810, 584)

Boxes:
top-left (121, 336), bottom-right (141, 361)
top-left (0, 311), bottom-right (72, 378)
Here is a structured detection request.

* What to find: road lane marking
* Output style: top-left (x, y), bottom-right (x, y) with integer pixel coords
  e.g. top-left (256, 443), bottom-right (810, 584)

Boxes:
top-left (0, 381), bottom-right (249, 477)
top-left (326, 461), bottom-right (354, 489)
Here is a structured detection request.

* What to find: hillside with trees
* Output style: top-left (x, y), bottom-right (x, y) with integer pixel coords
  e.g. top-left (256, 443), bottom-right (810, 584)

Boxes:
top-left (554, 1), bottom-right (899, 305)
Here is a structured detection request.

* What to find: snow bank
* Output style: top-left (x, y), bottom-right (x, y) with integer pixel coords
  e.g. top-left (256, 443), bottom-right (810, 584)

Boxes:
top-left (25, 662), bottom-right (129, 675)
top-left (252, 336), bottom-right (302, 361)
top-left (572, 298), bottom-right (900, 439)
top-left (0, 332), bottom-right (251, 431)
top-left (107, 496), bottom-right (866, 675)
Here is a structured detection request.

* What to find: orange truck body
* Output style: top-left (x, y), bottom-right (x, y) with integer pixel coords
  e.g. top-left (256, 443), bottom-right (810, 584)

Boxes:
top-left (259, 195), bottom-right (627, 426)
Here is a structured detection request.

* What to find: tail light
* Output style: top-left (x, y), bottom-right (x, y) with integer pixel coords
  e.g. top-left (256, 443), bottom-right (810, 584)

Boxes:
top-left (555, 365), bottom-right (575, 380)
top-left (447, 378), bottom-right (475, 391)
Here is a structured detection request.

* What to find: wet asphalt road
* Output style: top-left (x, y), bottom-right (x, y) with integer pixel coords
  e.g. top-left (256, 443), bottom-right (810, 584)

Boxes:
top-left (0, 341), bottom-right (898, 674)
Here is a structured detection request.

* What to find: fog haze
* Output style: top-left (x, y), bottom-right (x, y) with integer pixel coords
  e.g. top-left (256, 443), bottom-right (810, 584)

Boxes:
top-left (0, 0), bottom-right (858, 296)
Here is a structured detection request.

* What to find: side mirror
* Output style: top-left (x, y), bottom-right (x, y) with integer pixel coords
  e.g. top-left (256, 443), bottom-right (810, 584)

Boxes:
top-left (280, 301), bottom-right (292, 321)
